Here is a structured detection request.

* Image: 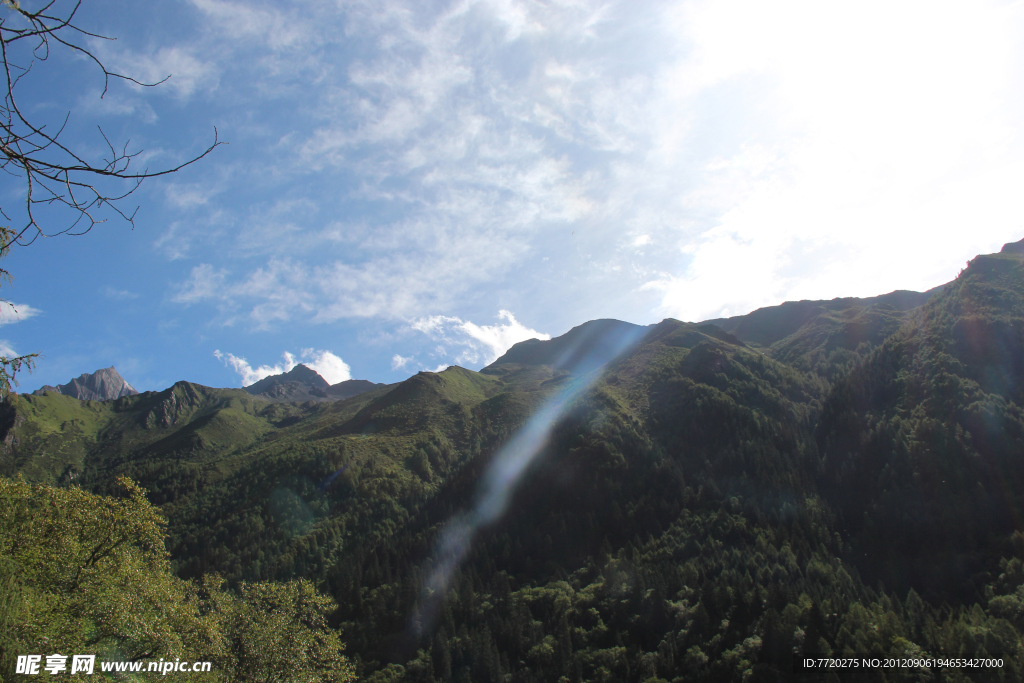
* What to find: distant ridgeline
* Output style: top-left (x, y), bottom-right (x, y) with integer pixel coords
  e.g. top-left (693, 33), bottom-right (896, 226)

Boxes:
top-left (3, 240), bottom-right (1024, 682)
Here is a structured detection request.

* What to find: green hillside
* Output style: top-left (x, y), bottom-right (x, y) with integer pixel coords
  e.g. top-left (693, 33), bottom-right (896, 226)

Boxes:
top-left (705, 288), bottom-right (943, 381)
top-left (817, 247), bottom-right (1024, 602)
top-left (3, 242), bottom-right (1024, 682)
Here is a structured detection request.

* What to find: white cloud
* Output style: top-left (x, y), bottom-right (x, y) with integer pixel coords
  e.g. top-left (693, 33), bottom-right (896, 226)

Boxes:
top-left (161, 0), bottom-right (1024, 335)
top-left (638, 0), bottom-right (1024, 320)
top-left (102, 287), bottom-right (140, 301)
top-left (173, 264), bottom-right (228, 303)
top-left (96, 41), bottom-right (218, 99)
top-left (391, 353), bottom-right (413, 370)
top-left (410, 315), bottom-right (461, 336)
top-left (166, 0), bottom-right (620, 325)
top-left (214, 349), bottom-right (293, 386)
top-left (214, 347), bottom-right (351, 386)
top-left (300, 348), bottom-right (352, 384)
top-left (0, 340), bottom-right (17, 357)
top-left (0, 302), bottom-right (41, 326)
top-left (174, 261), bottom-right (315, 330)
top-left (460, 310), bottom-right (551, 363)
top-left (189, 0), bottom-right (316, 51)
top-left (410, 310), bottom-right (550, 366)
top-left (76, 88), bottom-right (158, 123)
top-left (155, 222), bottom-right (194, 261)
top-left (164, 183), bottom-right (217, 209)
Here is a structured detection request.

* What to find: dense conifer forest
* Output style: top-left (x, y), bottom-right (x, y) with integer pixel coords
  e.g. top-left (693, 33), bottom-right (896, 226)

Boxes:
top-left (3, 241), bottom-right (1024, 681)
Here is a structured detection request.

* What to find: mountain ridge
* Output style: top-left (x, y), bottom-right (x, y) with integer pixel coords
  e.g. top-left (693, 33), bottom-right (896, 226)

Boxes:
top-left (4, 237), bottom-right (1024, 682)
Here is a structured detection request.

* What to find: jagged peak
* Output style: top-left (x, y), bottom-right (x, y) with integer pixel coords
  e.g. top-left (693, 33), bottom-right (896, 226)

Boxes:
top-left (31, 366), bottom-right (138, 401)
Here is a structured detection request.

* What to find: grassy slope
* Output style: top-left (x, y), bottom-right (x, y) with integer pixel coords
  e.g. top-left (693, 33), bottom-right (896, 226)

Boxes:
top-left (2, 392), bottom-right (115, 482)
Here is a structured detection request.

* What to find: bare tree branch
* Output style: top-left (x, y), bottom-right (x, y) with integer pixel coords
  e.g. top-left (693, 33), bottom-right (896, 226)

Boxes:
top-left (0, 0), bottom-right (222, 394)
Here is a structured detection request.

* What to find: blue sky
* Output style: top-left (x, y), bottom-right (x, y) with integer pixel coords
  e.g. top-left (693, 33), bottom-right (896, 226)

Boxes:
top-left (3, 0), bottom-right (1024, 392)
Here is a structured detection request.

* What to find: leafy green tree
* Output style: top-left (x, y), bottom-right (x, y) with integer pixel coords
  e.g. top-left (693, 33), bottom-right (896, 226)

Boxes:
top-left (0, 475), bottom-right (205, 663)
top-left (221, 578), bottom-right (355, 683)
top-left (0, 554), bottom-right (25, 680)
top-left (0, 476), bottom-right (355, 682)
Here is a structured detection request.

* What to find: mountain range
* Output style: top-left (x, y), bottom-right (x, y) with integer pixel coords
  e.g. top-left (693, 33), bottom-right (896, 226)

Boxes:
top-left (3, 239), bottom-right (1024, 682)
top-left (29, 363), bottom-right (386, 405)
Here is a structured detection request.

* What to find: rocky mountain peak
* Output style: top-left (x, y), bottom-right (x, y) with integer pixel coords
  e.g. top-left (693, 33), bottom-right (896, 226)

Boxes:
top-left (32, 367), bottom-right (139, 401)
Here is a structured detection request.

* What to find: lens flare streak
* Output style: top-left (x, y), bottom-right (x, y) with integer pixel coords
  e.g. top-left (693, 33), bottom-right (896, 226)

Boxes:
top-left (417, 384), bottom-right (584, 628)
top-left (412, 325), bottom-right (648, 636)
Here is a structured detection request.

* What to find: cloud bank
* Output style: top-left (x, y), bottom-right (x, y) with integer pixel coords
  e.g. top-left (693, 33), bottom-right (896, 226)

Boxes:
top-left (150, 0), bottom-right (1024, 333)
top-left (410, 310), bottom-right (550, 367)
top-left (214, 348), bottom-right (352, 386)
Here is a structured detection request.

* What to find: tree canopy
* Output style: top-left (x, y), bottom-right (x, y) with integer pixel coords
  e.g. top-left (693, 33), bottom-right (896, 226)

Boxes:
top-left (0, 475), bottom-right (355, 682)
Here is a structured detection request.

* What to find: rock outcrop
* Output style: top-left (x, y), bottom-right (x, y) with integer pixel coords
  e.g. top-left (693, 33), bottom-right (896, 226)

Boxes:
top-left (32, 367), bottom-right (139, 401)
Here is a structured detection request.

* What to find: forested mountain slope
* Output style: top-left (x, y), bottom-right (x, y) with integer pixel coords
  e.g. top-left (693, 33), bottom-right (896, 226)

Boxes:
top-left (2, 242), bottom-right (1024, 682)
top-left (817, 244), bottom-right (1024, 602)
top-left (704, 287), bottom-right (945, 381)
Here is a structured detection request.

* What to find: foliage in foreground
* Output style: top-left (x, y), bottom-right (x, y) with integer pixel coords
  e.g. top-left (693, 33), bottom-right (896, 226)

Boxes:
top-left (0, 476), bottom-right (355, 682)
